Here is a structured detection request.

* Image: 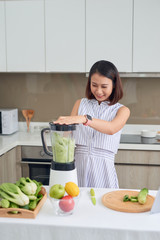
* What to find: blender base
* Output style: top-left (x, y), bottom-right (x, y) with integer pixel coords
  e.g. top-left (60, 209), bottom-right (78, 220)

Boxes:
top-left (49, 168), bottom-right (78, 187)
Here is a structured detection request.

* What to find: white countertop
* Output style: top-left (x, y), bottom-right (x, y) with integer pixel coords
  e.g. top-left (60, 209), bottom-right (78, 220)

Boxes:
top-left (0, 187), bottom-right (159, 240)
top-left (0, 123), bottom-right (160, 156)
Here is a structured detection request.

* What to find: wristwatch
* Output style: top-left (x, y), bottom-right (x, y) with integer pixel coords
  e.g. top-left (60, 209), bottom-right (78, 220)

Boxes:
top-left (83, 114), bottom-right (92, 126)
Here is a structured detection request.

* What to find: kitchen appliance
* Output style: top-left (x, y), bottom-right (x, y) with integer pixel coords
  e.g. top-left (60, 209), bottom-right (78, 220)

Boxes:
top-left (0, 108), bottom-right (18, 134)
top-left (41, 122), bottom-right (78, 186)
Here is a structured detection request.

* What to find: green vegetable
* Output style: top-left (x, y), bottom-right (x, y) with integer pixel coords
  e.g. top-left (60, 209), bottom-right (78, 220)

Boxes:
top-left (52, 132), bottom-right (75, 163)
top-left (16, 177), bottom-right (37, 195)
top-left (32, 180), bottom-right (42, 196)
top-left (123, 195), bottom-right (130, 202)
top-left (29, 194), bottom-right (43, 210)
top-left (0, 199), bottom-right (10, 208)
top-left (130, 196), bottom-right (138, 202)
top-left (138, 188), bottom-right (148, 204)
top-left (90, 188), bottom-right (96, 205)
top-left (90, 188), bottom-right (95, 197)
top-left (9, 202), bottom-right (19, 214)
top-left (0, 183), bottom-right (29, 206)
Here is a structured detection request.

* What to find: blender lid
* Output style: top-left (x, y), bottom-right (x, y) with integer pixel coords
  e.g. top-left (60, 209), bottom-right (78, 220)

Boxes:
top-left (49, 122), bottom-right (76, 131)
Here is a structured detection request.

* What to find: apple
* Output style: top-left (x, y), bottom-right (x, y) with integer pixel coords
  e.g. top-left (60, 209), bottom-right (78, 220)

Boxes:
top-left (59, 195), bottom-right (75, 212)
top-left (49, 184), bottom-right (65, 199)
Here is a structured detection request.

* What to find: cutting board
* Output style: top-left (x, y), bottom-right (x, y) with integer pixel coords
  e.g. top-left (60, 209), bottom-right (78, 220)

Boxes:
top-left (102, 190), bottom-right (155, 213)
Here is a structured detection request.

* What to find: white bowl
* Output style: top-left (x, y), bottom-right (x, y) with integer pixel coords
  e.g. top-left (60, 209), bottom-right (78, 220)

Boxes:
top-left (141, 130), bottom-right (157, 138)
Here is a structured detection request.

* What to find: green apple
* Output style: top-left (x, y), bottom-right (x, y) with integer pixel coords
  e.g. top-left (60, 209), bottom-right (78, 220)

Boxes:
top-left (49, 184), bottom-right (65, 199)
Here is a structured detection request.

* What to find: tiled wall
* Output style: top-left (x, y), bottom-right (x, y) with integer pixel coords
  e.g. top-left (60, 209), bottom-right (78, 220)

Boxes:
top-left (0, 73), bottom-right (160, 124)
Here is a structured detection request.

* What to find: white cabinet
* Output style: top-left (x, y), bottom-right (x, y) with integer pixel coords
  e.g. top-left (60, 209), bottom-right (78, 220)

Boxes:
top-left (0, 1), bottom-right (6, 72)
top-left (133, 0), bottom-right (160, 72)
top-left (5, 0), bottom-right (45, 72)
top-left (45, 0), bottom-right (85, 72)
top-left (86, 0), bottom-right (132, 72)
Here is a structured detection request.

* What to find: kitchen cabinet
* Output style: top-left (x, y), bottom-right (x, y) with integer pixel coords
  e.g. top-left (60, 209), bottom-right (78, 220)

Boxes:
top-left (115, 150), bottom-right (160, 190)
top-left (5, 0), bottom-right (45, 72)
top-left (133, 0), bottom-right (160, 72)
top-left (0, 1), bottom-right (6, 72)
top-left (45, 0), bottom-right (85, 72)
top-left (0, 146), bottom-right (22, 184)
top-left (86, 0), bottom-right (132, 72)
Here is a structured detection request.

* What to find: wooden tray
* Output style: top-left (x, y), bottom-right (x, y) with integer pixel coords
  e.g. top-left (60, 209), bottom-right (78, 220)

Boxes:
top-left (102, 190), bottom-right (155, 213)
top-left (0, 187), bottom-right (47, 218)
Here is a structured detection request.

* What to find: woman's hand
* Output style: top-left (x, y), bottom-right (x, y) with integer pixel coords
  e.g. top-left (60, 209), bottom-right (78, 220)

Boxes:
top-left (54, 115), bottom-right (86, 125)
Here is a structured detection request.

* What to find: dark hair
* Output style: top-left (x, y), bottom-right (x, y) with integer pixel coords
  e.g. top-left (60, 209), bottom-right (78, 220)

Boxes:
top-left (85, 60), bottom-right (123, 105)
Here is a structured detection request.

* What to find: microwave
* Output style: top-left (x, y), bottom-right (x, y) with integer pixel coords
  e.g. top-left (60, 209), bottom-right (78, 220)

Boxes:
top-left (0, 109), bottom-right (18, 135)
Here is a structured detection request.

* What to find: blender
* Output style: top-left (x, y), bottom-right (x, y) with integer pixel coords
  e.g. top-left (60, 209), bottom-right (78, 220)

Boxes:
top-left (41, 122), bottom-right (78, 186)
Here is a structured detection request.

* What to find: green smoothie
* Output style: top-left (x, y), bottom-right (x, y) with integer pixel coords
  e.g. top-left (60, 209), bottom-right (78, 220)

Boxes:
top-left (52, 132), bottom-right (75, 163)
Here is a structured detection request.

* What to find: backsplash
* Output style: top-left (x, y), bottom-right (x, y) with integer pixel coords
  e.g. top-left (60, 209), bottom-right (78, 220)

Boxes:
top-left (0, 73), bottom-right (160, 124)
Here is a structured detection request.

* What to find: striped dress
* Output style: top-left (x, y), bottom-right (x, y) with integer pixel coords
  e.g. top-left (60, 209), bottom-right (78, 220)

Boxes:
top-left (74, 98), bottom-right (123, 188)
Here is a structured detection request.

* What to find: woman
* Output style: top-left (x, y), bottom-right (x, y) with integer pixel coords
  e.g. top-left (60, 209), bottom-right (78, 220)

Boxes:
top-left (54, 60), bottom-right (130, 188)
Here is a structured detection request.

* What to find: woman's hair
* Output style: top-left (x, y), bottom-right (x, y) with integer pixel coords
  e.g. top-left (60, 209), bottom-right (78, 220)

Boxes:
top-left (85, 60), bottom-right (123, 105)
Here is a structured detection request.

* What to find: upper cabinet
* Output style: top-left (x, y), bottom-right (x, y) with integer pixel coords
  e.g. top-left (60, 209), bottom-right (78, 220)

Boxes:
top-left (1, 0), bottom-right (160, 73)
top-left (86, 0), bottom-right (132, 72)
top-left (45, 0), bottom-right (85, 72)
top-left (5, 0), bottom-right (45, 72)
top-left (133, 0), bottom-right (160, 72)
top-left (0, 1), bottom-right (6, 72)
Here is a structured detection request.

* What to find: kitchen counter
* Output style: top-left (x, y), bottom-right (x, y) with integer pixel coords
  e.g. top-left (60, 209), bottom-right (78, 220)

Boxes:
top-left (1, 123), bottom-right (160, 156)
top-left (0, 187), bottom-right (159, 240)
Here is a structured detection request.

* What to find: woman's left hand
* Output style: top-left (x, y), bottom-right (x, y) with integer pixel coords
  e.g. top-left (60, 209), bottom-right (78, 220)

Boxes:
top-left (54, 115), bottom-right (86, 125)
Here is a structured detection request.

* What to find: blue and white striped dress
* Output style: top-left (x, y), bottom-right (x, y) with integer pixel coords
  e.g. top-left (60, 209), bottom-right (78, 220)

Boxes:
top-left (74, 98), bottom-right (123, 188)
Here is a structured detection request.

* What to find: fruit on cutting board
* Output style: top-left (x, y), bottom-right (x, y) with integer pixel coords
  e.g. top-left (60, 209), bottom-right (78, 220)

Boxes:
top-left (65, 182), bottom-right (80, 197)
top-left (59, 195), bottom-right (75, 212)
top-left (49, 184), bottom-right (65, 199)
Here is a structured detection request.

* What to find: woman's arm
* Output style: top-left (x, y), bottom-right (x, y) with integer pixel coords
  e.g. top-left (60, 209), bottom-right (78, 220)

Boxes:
top-left (54, 101), bottom-right (130, 135)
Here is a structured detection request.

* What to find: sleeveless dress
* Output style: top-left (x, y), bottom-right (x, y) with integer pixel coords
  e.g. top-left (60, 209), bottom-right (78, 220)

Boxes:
top-left (74, 98), bottom-right (123, 188)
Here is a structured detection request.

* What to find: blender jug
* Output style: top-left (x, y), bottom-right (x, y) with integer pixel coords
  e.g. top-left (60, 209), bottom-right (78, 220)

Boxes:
top-left (41, 122), bottom-right (78, 186)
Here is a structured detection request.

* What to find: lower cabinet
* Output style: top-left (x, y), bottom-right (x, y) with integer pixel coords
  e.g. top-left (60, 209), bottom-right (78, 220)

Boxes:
top-left (0, 146), bottom-right (22, 184)
top-left (115, 150), bottom-right (160, 190)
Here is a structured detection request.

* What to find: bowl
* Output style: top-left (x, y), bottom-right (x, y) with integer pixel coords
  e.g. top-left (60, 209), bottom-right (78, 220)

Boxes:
top-left (49, 193), bottom-right (80, 216)
top-left (141, 130), bottom-right (157, 138)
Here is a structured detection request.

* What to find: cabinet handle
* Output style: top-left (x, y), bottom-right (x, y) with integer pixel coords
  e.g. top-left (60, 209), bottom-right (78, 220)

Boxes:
top-left (20, 161), bottom-right (51, 165)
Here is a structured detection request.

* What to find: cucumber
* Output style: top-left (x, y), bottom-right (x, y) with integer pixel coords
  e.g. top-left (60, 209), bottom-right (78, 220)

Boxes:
top-left (138, 188), bottom-right (148, 204)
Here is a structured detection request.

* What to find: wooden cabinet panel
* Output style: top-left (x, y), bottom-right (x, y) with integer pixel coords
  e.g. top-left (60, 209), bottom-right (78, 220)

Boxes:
top-left (0, 146), bottom-right (22, 184)
top-left (115, 150), bottom-right (160, 190)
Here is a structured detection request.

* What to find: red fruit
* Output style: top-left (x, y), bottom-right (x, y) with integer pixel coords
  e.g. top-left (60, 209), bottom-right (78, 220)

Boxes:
top-left (59, 195), bottom-right (75, 212)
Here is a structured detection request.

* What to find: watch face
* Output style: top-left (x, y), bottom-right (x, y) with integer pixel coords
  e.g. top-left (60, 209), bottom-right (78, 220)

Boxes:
top-left (87, 114), bottom-right (92, 121)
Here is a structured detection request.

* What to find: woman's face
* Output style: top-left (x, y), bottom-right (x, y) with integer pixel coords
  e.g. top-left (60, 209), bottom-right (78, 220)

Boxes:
top-left (90, 73), bottom-right (113, 104)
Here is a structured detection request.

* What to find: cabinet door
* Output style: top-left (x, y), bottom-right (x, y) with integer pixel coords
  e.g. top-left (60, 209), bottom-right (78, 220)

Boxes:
top-left (0, 146), bottom-right (21, 184)
top-left (115, 150), bottom-right (160, 190)
top-left (86, 0), bottom-right (132, 72)
top-left (45, 0), bottom-right (85, 72)
top-left (0, 1), bottom-right (6, 72)
top-left (133, 0), bottom-right (160, 72)
top-left (5, 0), bottom-right (45, 72)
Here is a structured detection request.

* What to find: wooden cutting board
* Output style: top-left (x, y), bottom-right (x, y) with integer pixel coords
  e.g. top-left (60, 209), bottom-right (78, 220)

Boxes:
top-left (102, 190), bottom-right (155, 213)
